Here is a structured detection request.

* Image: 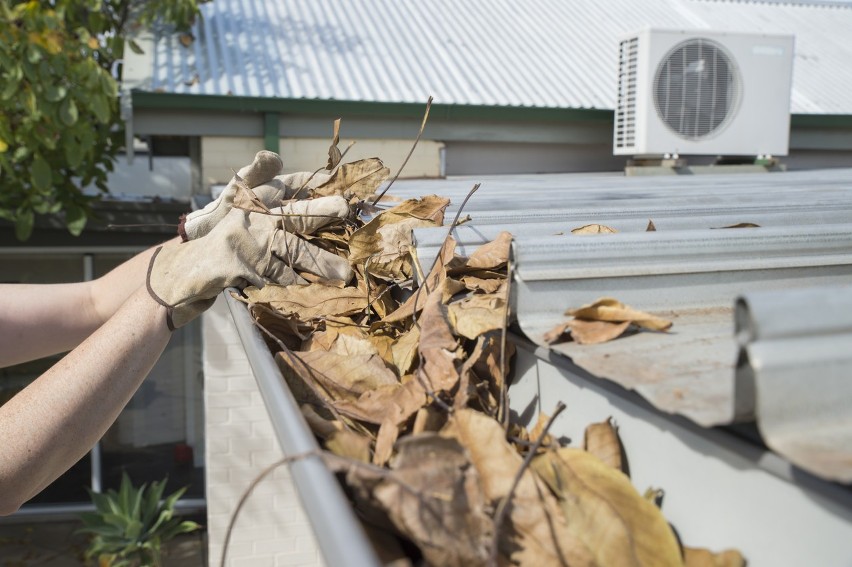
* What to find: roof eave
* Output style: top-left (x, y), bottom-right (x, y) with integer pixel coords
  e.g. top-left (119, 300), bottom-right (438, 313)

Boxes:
top-left (129, 91), bottom-right (615, 124)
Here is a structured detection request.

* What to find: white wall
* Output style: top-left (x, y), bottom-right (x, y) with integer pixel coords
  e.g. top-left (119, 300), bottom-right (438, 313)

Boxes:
top-left (203, 296), bottom-right (325, 567)
top-left (201, 136), bottom-right (444, 190)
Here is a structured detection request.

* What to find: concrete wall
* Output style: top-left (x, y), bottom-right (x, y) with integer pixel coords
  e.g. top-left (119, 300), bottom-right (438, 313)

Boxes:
top-left (201, 136), bottom-right (444, 190)
top-left (203, 297), bottom-right (324, 567)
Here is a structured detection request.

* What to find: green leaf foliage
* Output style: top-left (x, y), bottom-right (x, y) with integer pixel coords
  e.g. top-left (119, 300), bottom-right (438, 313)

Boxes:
top-left (78, 471), bottom-right (201, 566)
top-left (0, 0), bottom-right (210, 240)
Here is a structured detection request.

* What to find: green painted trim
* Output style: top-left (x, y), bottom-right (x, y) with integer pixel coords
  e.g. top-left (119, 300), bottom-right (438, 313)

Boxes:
top-left (791, 114), bottom-right (852, 129)
top-left (263, 112), bottom-right (280, 152)
top-left (131, 91), bottom-right (614, 124)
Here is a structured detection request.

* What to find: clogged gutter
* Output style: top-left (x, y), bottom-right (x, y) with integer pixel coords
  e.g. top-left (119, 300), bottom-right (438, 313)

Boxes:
top-left (229, 129), bottom-right (745, 566)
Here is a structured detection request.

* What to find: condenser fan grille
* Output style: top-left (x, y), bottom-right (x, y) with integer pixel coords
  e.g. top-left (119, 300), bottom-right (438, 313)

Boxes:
top-left (654, 38), bottom-right (741, 139)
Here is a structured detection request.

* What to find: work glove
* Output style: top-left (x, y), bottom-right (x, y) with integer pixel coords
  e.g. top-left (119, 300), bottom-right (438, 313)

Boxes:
top-left (148, 194), bottom-right (353, 330)
top-left (179, 150), bottom-right (332, 241)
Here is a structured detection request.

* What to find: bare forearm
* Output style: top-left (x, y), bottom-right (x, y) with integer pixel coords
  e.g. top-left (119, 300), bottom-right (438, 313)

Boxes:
top-left (0, 287), bottom-right (171, 514)
top-left (0, 240), bottom-right (176, 366)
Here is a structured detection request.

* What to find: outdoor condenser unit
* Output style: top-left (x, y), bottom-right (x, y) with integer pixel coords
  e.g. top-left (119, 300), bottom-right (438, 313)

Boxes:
top-left (613, 28), bottom-right (795, 157)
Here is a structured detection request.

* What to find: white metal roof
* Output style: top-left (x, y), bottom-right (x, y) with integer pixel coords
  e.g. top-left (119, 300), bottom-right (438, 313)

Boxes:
top-left (137, 0), bottom-right (852, 114)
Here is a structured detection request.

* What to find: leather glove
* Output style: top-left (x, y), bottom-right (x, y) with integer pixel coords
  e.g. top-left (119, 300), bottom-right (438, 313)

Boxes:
top-left (179, 150), bottom-right (332, 241)
top-left (148, 195), bottom-right (353, 329)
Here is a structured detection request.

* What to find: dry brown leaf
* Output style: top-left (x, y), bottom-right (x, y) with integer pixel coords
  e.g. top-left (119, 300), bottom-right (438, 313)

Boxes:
top-left (455, 331), bottom-right (510, 414)
top-left (460, 275), bottom-right (504, 293)
top-left (455, 333), bottom-right (484, 411)
top-left (683, 547), bottom-right (747, 567)
top-left (373, 434), bottom-right (493, 567)
top-left (300, 404), bottom-right (343, 439)
top-left (333, 378), bottom-right (426, 426)
top-left (567, 297), bottom-right (673, 332)
top-left (584, 417), bottom-right (624, 472)
top-left (417, 288), bottom-right (461, 394)
top-left (572, 223), bottom-right (618, 235)
top-left (245, 302), bottom-right (310, 351)
top-left (325, 430), bottom-right (372, 462)
top-left (373, 419), bottom-right (398, 466)
top-left (244, 284), bottom-right (368, 320)
top-left (447, 292), bottom-right (507, 340)
top-left (349, 195), bottom-right (449, 281)
top-left (350, 195), bottom-right (449, 261)
top-left (276, 350), bottom-right (398, 406)
top-left (447, 231), bottom-right (512, 273)
top-left (411, 405), bottom-right (448, 435)
top-left (313, 157), bottom-right (390, 199)
top-left (532, 447), bottom-right (683, 567)
top-left (326, 118), bottom-right (342, 171)
top-left (329, 333), bottom-right (380, 357)
top-left (367, 333), bottom-right (396, 367)
top-left (443, 410), bottom-right (596, 566)
top-left (542, 321), bottom-right (571, 345)
top-left (472, 332), bottom-right (513, 407)
top-left (231, 178), bottom-right (274, 214)
top-left (391, 326), bottom-right (420, 375)
top-left (382, 237), bottom-right (455, 324)
top-left (568, 319), bottom-right (632, 345)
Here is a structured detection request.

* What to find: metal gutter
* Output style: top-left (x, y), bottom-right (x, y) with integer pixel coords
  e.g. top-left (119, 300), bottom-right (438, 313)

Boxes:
top-left (735, 285), bottom-right (852, 482)
top-left (224, 291), bottom-right (381, 567)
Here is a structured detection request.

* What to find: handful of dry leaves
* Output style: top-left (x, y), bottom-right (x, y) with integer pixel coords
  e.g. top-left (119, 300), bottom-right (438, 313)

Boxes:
top-left (230, 127), bottom-right (743, 565)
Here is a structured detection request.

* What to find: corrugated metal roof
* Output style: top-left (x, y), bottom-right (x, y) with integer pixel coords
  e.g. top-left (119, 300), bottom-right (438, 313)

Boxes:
top-left (138, 0), bottom-right (852, 114)
top-left (393, 167), bottom-right (852, 480)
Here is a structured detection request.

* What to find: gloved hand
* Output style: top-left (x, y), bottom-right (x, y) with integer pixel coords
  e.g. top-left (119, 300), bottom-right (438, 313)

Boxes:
top-left (148, 195), bottom-right (353, 329)
top-left (179, 150), bottom-right (332, 241)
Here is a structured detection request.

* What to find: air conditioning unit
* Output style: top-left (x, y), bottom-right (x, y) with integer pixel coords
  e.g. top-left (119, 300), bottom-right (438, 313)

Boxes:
top-left (613, 28), bottom-right (794, 157)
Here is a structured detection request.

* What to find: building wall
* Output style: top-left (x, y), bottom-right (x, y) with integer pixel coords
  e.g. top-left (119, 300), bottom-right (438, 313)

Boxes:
top-left (200, 136), bottom-right (444, 190)
top-left (203, 296), bottom-right (324, 567)
top-left (444, 141), bottom-right (626, 175)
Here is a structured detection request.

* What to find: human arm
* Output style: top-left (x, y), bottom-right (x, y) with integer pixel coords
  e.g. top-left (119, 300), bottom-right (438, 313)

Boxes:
top-left (0, 239), bottom-right (178, 367)
top-left (0, 152), bottom-right (350, 512)
top-left (0, 286), bottom-right (171, 514)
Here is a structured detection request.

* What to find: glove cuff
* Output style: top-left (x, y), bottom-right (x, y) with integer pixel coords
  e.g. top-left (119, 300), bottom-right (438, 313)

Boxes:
top-left (146, 246), bottom-right (178, 331)
top-left (177, 213), bottom-right (189, 242)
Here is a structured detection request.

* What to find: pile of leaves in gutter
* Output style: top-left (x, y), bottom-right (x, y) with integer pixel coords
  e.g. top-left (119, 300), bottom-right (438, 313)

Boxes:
top-left (231, 149), bottom-right (744, 566)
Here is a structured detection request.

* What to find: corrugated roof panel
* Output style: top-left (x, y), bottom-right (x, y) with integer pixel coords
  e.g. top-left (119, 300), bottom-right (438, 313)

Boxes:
top-left (394, 168), bottom-right (852, 479)
top-left (142, 0), bottom-right (852, 114)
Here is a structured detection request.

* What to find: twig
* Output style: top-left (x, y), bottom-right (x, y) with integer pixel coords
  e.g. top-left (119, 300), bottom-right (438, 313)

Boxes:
top-left (370, 96), bottom-right (433, 207)
top-left (499, 252), bottom-right (513, 430)
top-left (364, 256), bottom-right (375, 320)
top-left (219, 451), bottom-right (320, 567)
top-left (411, 182), bottom-right (481, 331)
top-left (488, 401), bottom-right (567, 567)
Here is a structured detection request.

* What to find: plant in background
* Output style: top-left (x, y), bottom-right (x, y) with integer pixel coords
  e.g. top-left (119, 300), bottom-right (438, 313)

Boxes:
top-left (78, 471), bottom-right (200, 567)
top-left (0, 0), bottom-right (209, 240)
